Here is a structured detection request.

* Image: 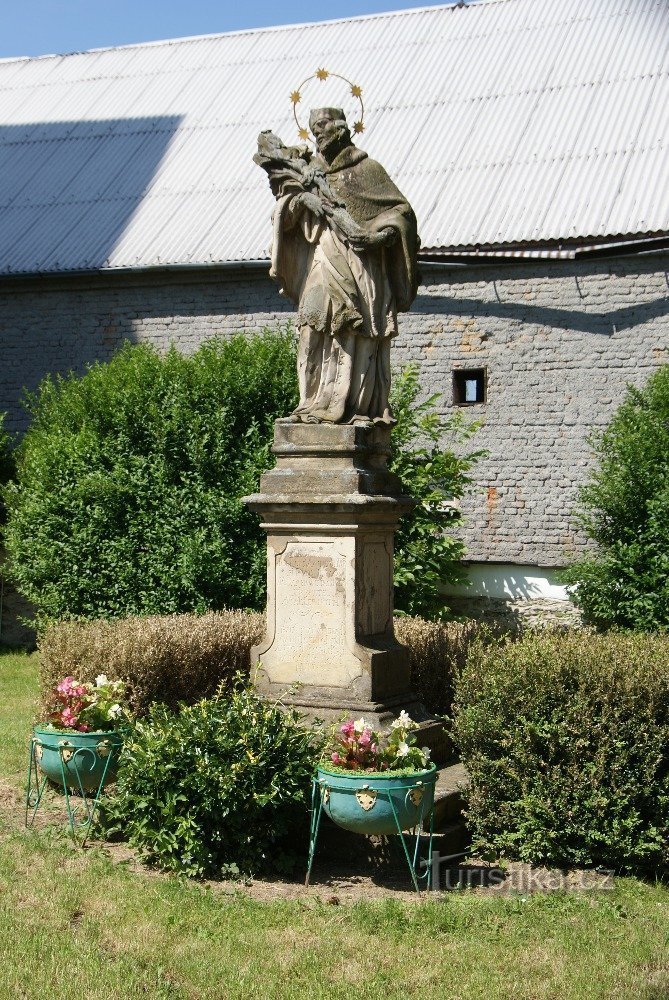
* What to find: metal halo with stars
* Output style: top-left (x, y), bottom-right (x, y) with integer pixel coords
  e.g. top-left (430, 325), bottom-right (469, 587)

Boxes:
top-left (290, 68), bottom-right (365, 142)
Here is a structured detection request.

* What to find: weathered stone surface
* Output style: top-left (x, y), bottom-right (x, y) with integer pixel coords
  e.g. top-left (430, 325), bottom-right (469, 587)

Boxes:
top-left (245, 422), bottom-right (417, 712)
top-left (254, 107), bottom-right (418, 425)
top-left (446, 595), bottom-right (582, 632)
top-left (259, 422), bottom-right (405, 498)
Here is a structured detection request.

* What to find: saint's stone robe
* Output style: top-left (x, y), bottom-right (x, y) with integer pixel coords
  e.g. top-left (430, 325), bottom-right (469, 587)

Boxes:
top-left (269, 145), bottom-right (419, 424)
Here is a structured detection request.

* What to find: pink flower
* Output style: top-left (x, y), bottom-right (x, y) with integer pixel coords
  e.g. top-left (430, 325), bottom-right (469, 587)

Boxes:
top-left (77, 723), bottom-right (90, 733)
top-left (340, 721), bottom-right (355, 738)
top-left (56, 676), bottom-right (76, 695)
top-left (357, 729), bottom-right (372, 748)
top-left (61, 707), bottom-right (78, 728)
top-left (331, 752), bottom-right (342, 765)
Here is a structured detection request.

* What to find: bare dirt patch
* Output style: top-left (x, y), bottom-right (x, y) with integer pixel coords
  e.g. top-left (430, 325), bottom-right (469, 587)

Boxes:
top-left (0, 782), bottom-right (619, 904)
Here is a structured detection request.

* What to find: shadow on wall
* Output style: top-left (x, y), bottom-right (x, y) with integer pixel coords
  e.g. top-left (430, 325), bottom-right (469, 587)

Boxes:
top-left (0, 115), bottom-right (187, 433)
top-left (413, 289), bottom-right (669, 336)
top-left (0, 116), bottom-right (183, 275)
top-left (442, 564), bottom-right (569, 601)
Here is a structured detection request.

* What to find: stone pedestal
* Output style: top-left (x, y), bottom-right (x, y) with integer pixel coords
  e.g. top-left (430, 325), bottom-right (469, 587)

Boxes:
top-left (244, 422), bottom-right (425, 726)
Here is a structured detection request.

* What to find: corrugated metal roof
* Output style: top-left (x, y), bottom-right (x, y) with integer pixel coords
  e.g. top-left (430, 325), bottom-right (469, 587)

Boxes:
top-left (0, 0), bottom-right (667, 275)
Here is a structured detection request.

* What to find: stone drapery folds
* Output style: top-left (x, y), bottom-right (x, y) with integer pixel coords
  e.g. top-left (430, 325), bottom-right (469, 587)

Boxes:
top-left (254, 110), bottom-right (419, 425)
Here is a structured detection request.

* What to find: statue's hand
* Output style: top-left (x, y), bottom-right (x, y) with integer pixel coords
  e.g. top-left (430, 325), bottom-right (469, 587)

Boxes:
top-left (294, 191), bottom-right (326, 219)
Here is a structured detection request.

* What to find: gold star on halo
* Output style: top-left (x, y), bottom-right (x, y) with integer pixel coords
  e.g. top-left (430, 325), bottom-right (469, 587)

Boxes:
top-left (353, 120), bottom-right (365, 134)
top-left (290, 90), bottom-right (301, 104)
top-left (298, 127), bottom-right (309, 141)
top-left (350, 84), bottom-right (362, 98)
top-left (316, 67), bottom-right (329, 80)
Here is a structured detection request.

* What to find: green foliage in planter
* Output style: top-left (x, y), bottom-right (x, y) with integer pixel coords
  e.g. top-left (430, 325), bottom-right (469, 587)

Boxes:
top-left (563, 365), bottom-right (669, 630)
top-left (389, 365), bottom-right (484, 619)
top-left (100, 683), bottom-right (320, 878)
top-left (3, 331), bottom-right (298, 624)
top-left (454, 629), bottom-right (669, 872)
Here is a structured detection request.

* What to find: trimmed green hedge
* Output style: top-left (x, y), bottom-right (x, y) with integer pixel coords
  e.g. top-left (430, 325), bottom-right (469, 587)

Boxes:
top-left (38, 610), bottom-right (485, 718)
top-left (454, 630), bottom-right (669, 872)
top-left (38, 610), bottom-right (264, 717)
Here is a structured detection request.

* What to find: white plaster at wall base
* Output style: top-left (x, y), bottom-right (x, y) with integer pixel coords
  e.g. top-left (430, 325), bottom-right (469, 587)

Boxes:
top-left (442, 563), bottom-right (571, 602)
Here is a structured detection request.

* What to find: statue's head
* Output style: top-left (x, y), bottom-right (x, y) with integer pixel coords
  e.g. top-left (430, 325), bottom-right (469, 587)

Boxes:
top-left (309, 107), bottom-right (351, 158)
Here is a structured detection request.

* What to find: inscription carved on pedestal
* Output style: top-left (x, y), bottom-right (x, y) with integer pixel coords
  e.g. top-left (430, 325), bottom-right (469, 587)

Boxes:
top-left (269, 540), bottom-right (362, 688)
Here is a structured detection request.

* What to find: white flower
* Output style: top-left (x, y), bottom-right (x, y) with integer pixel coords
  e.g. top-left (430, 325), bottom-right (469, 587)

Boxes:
top-left (390, 709), bottom-right (411, 729)
top-left (108, 703), bottom-right (122, 719)
top-left (397, 741), bottom-right (410, 757)
top-left (95, 673), bottom-right (109, 688)
top-left (421, 746), bottom-right (432, 764)
top-left (391, 710), bottom-right (415, 731)
top-left (353, 717), bottom-right (367, 734)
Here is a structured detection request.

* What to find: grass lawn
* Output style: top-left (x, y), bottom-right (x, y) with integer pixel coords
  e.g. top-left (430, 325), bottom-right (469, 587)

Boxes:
top-left (0, 650), bottom-right (668, 1000)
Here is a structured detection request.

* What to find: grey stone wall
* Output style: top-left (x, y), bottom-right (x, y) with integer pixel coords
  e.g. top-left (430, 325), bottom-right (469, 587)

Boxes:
top-left (1, 253), bottom-right (667, 570)
top-left (409, 255), bottom-right (668, 567)
top-left (445, 596), bottom-right (582, 632)
top-left (0, 268), bottom-right (293, 435)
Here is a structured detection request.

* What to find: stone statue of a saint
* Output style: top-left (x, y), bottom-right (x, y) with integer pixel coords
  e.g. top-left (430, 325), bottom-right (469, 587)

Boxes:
top-left (254, 107), bottom-right (419, 426)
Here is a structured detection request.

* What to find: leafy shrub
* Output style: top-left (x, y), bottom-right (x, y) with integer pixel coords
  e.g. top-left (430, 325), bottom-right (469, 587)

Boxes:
top-left (4, 330), bottom-right (480, 625)
top-left (395, 615), bottom-right (485, 716)
top-left (0, 413), bottom-right (14, 525)
top-left (3, 331), bottom-right (298, 624)
top-left (454, 630), bottom-right (669, 872)
top-left (38, 610), bottom-right (264, 717)
top-left (563, 366), bottom-right (669, 630)
top-left (100, 683), bottom-right (320, 878)
top-left (389, 365), bottom-right (483, 619)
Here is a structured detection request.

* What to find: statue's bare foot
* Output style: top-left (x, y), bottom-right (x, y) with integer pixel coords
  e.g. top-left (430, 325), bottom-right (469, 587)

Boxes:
top-left (276, 413), bottom-right (302, 424)
top-left (351, 416), bottom-right (374, 428)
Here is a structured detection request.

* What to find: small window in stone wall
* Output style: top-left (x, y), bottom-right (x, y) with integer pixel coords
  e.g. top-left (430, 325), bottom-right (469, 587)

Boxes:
top-left (453, 368), bottom-right (486, 405)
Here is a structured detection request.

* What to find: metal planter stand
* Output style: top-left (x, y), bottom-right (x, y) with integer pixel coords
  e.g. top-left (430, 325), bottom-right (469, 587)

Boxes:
top-left (306, 769), bottom-right (436, 894)
top-left (25, 731), bottom-right (120, 844)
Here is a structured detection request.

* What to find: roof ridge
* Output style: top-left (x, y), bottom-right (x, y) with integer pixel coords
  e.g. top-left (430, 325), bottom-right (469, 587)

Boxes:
top-left (0, 0), bottom-right (497, 65)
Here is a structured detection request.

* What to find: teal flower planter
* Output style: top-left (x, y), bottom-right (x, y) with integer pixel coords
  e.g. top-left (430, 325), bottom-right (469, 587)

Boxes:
top-left (32, 726), bottom-right (123, 792)
top-left (316, 763), bottom-right (437, 835)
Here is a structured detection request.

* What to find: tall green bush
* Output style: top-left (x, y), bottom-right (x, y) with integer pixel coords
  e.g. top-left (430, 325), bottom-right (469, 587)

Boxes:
top-left (4, 335), bottom-right (480, 625)
top-left (0, 413), bottom-right (14, 525)
top-left (454, 630), bottom-right (669, 872)
top-left (390, 365), bottom-right (483, 618)
top-left (564, 366), bottom-right (669, 630)
top-left (3, 332), bottom-right (298, 623)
